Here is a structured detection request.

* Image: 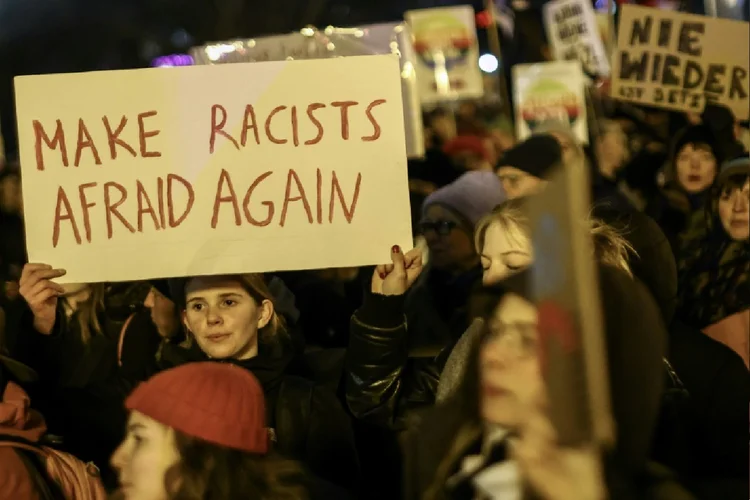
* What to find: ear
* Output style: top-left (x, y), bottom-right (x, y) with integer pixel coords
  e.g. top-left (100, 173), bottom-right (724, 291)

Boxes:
top-left (256, 299), bottom-right (274, 330)
top-left (181, 310), bottom-right (190, 334)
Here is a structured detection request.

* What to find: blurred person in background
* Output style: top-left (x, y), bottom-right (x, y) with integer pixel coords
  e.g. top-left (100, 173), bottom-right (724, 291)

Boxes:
top-left (677, 155), bottom-right (749, 367)
top-left (595, 206), bottom-right (749, 499)
top-left (495, 135), bottom-right (562, 199)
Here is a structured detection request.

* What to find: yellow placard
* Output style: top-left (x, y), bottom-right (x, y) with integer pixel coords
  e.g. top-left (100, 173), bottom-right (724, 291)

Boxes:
top-left (611, 5), bottom-right (749, 120)
top-left (15, 55), bottom-right (412, 283)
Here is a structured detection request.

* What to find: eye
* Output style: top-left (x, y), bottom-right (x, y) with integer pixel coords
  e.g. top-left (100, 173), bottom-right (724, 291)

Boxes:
top-left (190, 303), bottom-right (203, 312)
top-left (507, 264), bottom-right (523, 271)
top-left (223, 299), bottom-right (237, 307)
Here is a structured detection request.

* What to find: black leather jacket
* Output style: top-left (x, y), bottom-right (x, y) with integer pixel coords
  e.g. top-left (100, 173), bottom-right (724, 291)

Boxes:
top-left (345, 267), bottom-right (481, 430)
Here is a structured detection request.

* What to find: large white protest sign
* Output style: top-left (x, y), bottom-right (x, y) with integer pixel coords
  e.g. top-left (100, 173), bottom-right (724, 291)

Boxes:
top-left (544, 0), bottom-right (611, 78)
top-left (611, 5), bottom-right (749, 120)
top-left (15, 55), bottom-right (412, 283)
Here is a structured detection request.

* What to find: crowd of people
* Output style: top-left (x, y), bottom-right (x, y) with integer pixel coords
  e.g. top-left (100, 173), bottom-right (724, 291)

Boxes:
top-left (0, 93), bottom-right (748, 500)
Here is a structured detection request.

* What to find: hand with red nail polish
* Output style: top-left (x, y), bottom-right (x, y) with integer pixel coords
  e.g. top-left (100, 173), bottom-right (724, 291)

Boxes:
top-left (371, 245), bottom-right (424, 296)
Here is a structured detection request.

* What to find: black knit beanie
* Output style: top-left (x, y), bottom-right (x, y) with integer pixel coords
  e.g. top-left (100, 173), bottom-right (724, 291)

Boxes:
top-left (497, 135), bottom-right (562, 179)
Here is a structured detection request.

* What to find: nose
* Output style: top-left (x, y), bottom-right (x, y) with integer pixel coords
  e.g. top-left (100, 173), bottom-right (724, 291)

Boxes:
top-left (483, 335), bottom-right (518, 366)
top-left (144, 289), bottom-right (155, 308)
top-left (206, 306), bottom-right (223, 325)
top-left (423, 229), bottom-right (440, 245)
top-left (733, 193), bottom-right (749, 212)
top-left (110, 441), bottom-right (126, 472)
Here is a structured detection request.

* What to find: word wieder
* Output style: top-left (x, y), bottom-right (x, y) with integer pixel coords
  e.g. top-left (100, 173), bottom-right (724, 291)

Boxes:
top-left (617, 16), bottom-right (748, 107)
top-left (50, 168), bottom-right (362, 248)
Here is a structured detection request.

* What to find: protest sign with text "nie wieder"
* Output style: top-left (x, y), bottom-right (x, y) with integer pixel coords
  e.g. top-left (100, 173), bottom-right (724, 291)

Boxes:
top-left (611, 5), bottom-right (749, 120)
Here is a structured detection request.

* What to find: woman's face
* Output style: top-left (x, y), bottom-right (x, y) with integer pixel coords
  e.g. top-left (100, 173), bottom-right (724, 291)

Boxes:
top-left (675, 143), bottom-right (717, 194)
top-left (480, 220), bottom-right (533, 285)
top-left (496, 166), bottom-right (545, 199)
top-left (718, 179), bottom-right (750, 241)
top-left (111, 411), bottom-right (179, 500)
top-left (420, 205), bottom-right (477, 272)
top-left (480, 294), bottom-right (543, 429)
top-left (182, 276), bottom-right (272, 360)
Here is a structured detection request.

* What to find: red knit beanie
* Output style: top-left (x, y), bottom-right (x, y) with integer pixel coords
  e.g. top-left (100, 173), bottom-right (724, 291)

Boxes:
top-left (125, 362), bottom-right (268, 454)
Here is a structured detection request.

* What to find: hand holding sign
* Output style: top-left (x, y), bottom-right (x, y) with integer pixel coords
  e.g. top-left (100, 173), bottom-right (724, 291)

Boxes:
top-left (513, 395), bottom-right (605, 500)
top-left (19, 263), bottom-right (66, 335)
top-left (371, 246), bottom-right (423, 296)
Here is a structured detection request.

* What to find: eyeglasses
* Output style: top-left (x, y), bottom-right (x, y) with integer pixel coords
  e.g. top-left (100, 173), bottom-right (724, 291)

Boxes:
top-left (419, 220), bottom-right (458, 236)
top-left (484, 322), bottom-right (538, 358)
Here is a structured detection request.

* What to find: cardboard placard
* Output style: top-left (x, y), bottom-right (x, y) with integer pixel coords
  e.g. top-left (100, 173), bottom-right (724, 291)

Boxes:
top-left (15, 55), bottom-right (412, 284)
top-left (528, 161), bottom-right (614, 447)
top-left (611, 5), bottom-right (750, 120)
top-left (513, 61), bottom-right (589, 143)
top-left (544, 0), bottom-right (611, 78)
top-left (405, 5), bottom-right (484, 104)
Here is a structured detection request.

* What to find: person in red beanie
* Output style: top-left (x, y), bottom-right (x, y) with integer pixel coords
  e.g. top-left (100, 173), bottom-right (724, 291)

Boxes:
top-left (117, 273), bottom-right (359, 495)
top-left (110, 362), bottom-right (305, 500)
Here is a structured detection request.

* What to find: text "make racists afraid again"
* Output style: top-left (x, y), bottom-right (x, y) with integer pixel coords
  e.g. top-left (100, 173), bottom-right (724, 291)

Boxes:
top-left (28, 98), bottom-right (388, 248)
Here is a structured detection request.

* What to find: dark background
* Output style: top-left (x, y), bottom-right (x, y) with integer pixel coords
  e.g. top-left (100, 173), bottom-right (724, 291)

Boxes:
top-left (0, 0), bottom-right (489, 155)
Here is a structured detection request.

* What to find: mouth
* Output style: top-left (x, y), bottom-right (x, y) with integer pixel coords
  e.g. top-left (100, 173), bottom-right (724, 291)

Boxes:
top-left (730, 220), bottom-right (749, 228)
top-left (482, 384), bottom-right (509, 398)
top-left (205, 333), bottom-right (231, 343)
top-left (687, 175), bottom-right (702, 182)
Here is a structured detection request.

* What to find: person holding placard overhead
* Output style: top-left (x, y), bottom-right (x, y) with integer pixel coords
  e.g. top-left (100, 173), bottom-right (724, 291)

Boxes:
top-left (345, 171), bottom-right (505, 430)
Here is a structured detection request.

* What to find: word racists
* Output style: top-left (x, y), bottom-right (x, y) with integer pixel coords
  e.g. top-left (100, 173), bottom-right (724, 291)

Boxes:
top-left (15, 55), bottom-right (413, 282)
top-left (611, 5), bottom-right (749, 119)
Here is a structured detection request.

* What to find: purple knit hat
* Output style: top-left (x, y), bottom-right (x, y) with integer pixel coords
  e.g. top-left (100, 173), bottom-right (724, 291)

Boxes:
top-left (422, 171), bottom-right (507, 227)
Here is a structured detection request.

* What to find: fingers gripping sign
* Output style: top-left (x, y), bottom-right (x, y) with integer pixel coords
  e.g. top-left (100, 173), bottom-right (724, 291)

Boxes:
top-left (19, 263), bottom-right (67, 335)
top-left (371, 245), bottom-right (424, 296)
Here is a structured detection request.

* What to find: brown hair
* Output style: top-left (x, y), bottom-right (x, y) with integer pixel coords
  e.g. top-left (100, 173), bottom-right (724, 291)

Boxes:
top-left (62, 284), bottom-right (106, 344)
top-left (163, 431), bottom-right (306, 500)
top-left (234, 274), bottom-right (287, 344)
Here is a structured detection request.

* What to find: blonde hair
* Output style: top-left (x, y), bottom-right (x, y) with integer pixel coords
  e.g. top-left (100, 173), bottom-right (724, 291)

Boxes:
top-left (474, 199), bottom-right (636, 276)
